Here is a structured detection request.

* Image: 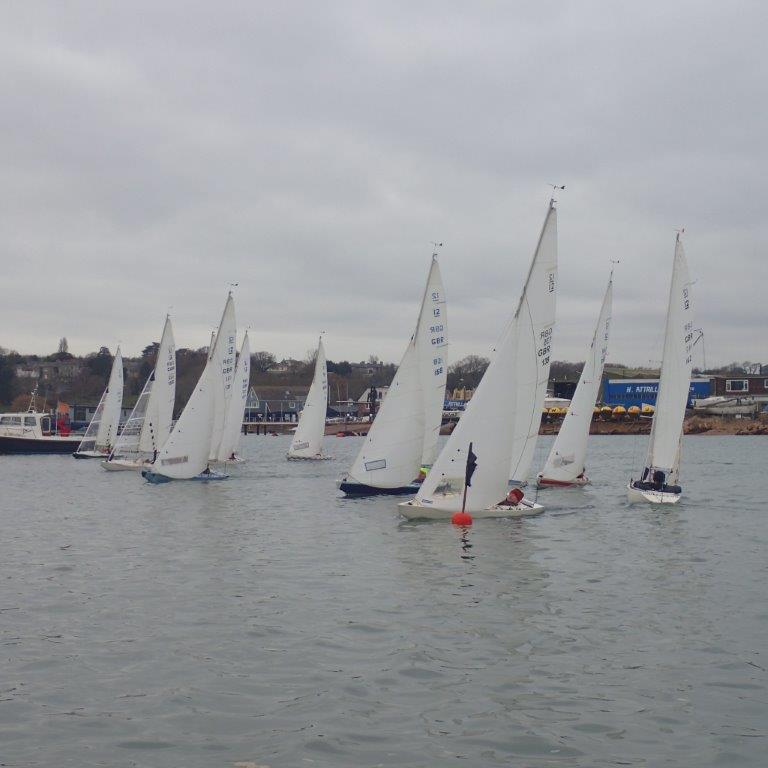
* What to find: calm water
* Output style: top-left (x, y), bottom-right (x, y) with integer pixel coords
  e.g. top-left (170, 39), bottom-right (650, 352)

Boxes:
top-left (1, 435), bottom-right (766, 767)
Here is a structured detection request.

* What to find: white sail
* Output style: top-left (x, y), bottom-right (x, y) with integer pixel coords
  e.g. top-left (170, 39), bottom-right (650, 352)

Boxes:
top-left (645, 235), bottom-right (694, 474)
top-left (216, 332), bottom-right (250, 462)
top-left (141, 316), bottom-right (176, 453)
top-left (109, 317), bottom-right (176, 464)
top-left (77, 347), bottom-right (124, 454)
top-left (414, 202), bottom-right (557, 513)
top-left (509, 207), bottom-right (558, 484)
top-left (150, 362), bottom-right (214, 479)
top-left (539, 273), bottom-right (612, 483)
top-left (208, 294), bottom-right (237, 461)
top-left (345, 256), bottom-right (447, 488)
top-left (417, 259), bottom-right (448, 467)
top-left (288, 336), bottom-right (328, 458)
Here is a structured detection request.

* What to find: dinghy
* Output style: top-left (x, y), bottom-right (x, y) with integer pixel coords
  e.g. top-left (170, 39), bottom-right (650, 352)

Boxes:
top-left (213, 332), bottom-right (250, 464)
top-left (102, 316), bottom-right (176, 471)
top-left (142, 295), bottom-right (236, 483)
top-left (287, 336), bottom-right (331, 460)
top-left (537, 272), bottom-right (613, 487)
top-left (339, 253), bottom-right (447, 496)
top-left (73, 347), bottom-right (124, 459)
top-left (400, 200), bottom-right (557, 520)
top-left (628, 234), bottom-right (695, 504)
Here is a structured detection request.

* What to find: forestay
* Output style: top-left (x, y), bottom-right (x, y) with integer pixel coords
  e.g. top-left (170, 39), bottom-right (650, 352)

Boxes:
top-left (509, 205), bottom-right (558, 484)
top-left (346, 257), bottom-right (447, 488)
top-left (216, 333), bottom-right (250, 462)
top-left (288, 336), bottom-right (328, 458)
top-left (540, 272), bottom-right (612, 483)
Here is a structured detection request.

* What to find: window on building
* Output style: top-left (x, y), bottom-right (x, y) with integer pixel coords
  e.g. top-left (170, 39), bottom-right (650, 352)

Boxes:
top-left (725, 379), bottom-right (748, 392)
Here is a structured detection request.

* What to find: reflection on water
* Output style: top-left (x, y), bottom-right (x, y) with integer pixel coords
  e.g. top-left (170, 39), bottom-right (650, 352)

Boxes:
top-left (0, 435), bottom-right (766, 767)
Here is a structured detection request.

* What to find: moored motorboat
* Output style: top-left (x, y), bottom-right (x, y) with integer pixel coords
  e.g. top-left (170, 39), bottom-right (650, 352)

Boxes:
top-left (0, 406), bottom-right (80, 454)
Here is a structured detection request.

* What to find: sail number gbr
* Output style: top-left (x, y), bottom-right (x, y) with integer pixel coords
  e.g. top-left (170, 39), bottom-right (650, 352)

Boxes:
top-left (538, 327), bottom-right (553, 366)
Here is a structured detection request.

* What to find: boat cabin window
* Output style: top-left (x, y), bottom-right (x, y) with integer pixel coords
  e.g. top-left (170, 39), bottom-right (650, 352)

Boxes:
top-left (24, 416), bottom-right (36, 426)
top-left (0, 416), bottom-right (23, 425)
top-left (40, 416), bottom-right (51, 432)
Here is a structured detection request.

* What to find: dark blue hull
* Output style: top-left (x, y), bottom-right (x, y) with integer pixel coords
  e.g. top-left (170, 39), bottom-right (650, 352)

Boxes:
top-left (339, 480), bottom-right (420, 497)
top-left (0, 436), bottom-right (81, 455)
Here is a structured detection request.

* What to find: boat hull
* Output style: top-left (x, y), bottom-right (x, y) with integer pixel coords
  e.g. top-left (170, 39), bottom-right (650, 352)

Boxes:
top-left (626, 482), bottom-right (681, 505)
top-left (536, 475), bottom-right (589, 488)
top-left (141, 468), bottom-right (231, 483)
top-left (398, 498), bottom-right (545, 520)
top-left (339, 479), bottom-right (421, 497)
top-left (0, 435), bottom-right (81, 455)
top-left (73, 450), bottom-right (108, 460)
top-left (101, 459), bottom-right (148, 471)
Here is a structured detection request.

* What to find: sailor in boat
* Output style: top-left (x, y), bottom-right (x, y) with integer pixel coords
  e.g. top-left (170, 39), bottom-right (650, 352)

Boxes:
top-left (631, 468), bottom-right (681, 495)
top-left (497, 487), bottom-right (525, 507)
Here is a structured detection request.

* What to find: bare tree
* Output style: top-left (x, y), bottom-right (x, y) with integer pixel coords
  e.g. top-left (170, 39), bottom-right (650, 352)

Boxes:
top-left (251, 351), bottom-right (276, 373)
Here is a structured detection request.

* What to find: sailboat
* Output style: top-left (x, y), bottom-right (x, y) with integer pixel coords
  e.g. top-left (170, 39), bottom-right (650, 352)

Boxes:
top-left (338, 253), bottom-right (447, 495)
top-left (102, 317), bottom-right (176, 471)
top-left (142, 294), bottom-right (236, 483)
top-left (287, 336), bottom-right (331, 460)
top-left (537, 272), bottom-right (613, 487)
top-left (213, 332), bottom-right (250, 464)
top-left (628, 234), bottom-right (695, 504)
top-left (73, 347), bottom-right (124, 459)
top-left (399, 200), bottom-right (557, 520)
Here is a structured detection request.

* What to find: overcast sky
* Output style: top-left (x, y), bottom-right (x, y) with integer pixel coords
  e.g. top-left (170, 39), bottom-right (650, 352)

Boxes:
top-left (1, 1), bottom-right (765, 368)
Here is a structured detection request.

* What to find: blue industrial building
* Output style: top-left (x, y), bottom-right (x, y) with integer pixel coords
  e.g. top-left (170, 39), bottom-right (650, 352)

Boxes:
top-left (603, 377), bottom-right (710, 408)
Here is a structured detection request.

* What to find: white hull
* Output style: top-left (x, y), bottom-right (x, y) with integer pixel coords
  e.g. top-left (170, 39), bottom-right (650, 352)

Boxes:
top-left (211, 455), bottom-right (246, 466)
top-left (626, 482), bottom-right (681, 505)
top-left (101, 458), bottom-right (149, 471)
top-left (398, 497), bottom-right (544, 520)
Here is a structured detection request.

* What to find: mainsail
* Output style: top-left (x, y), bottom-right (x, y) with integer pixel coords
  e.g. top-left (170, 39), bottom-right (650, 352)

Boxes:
top-left (208, 294), bottom-right (237, 461)
top-left (539, 272), bottom-right (612, 483)
top-left (643, 235), bottom-right (694, 475)
top-left (509, 205), bottom-right (558, 484)
top-left (345, 256), bottom-right (447, 489)
top-left (287, 336), bottom-right (328, 458)
top-left (414, 201), bottom-right (557, 513)
top-left (216, 332), bottom-right (250, 462)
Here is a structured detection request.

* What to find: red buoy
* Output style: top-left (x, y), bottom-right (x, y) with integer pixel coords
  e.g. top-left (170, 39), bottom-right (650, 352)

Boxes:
top-left (451, 511), bottom-right (473, 526)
